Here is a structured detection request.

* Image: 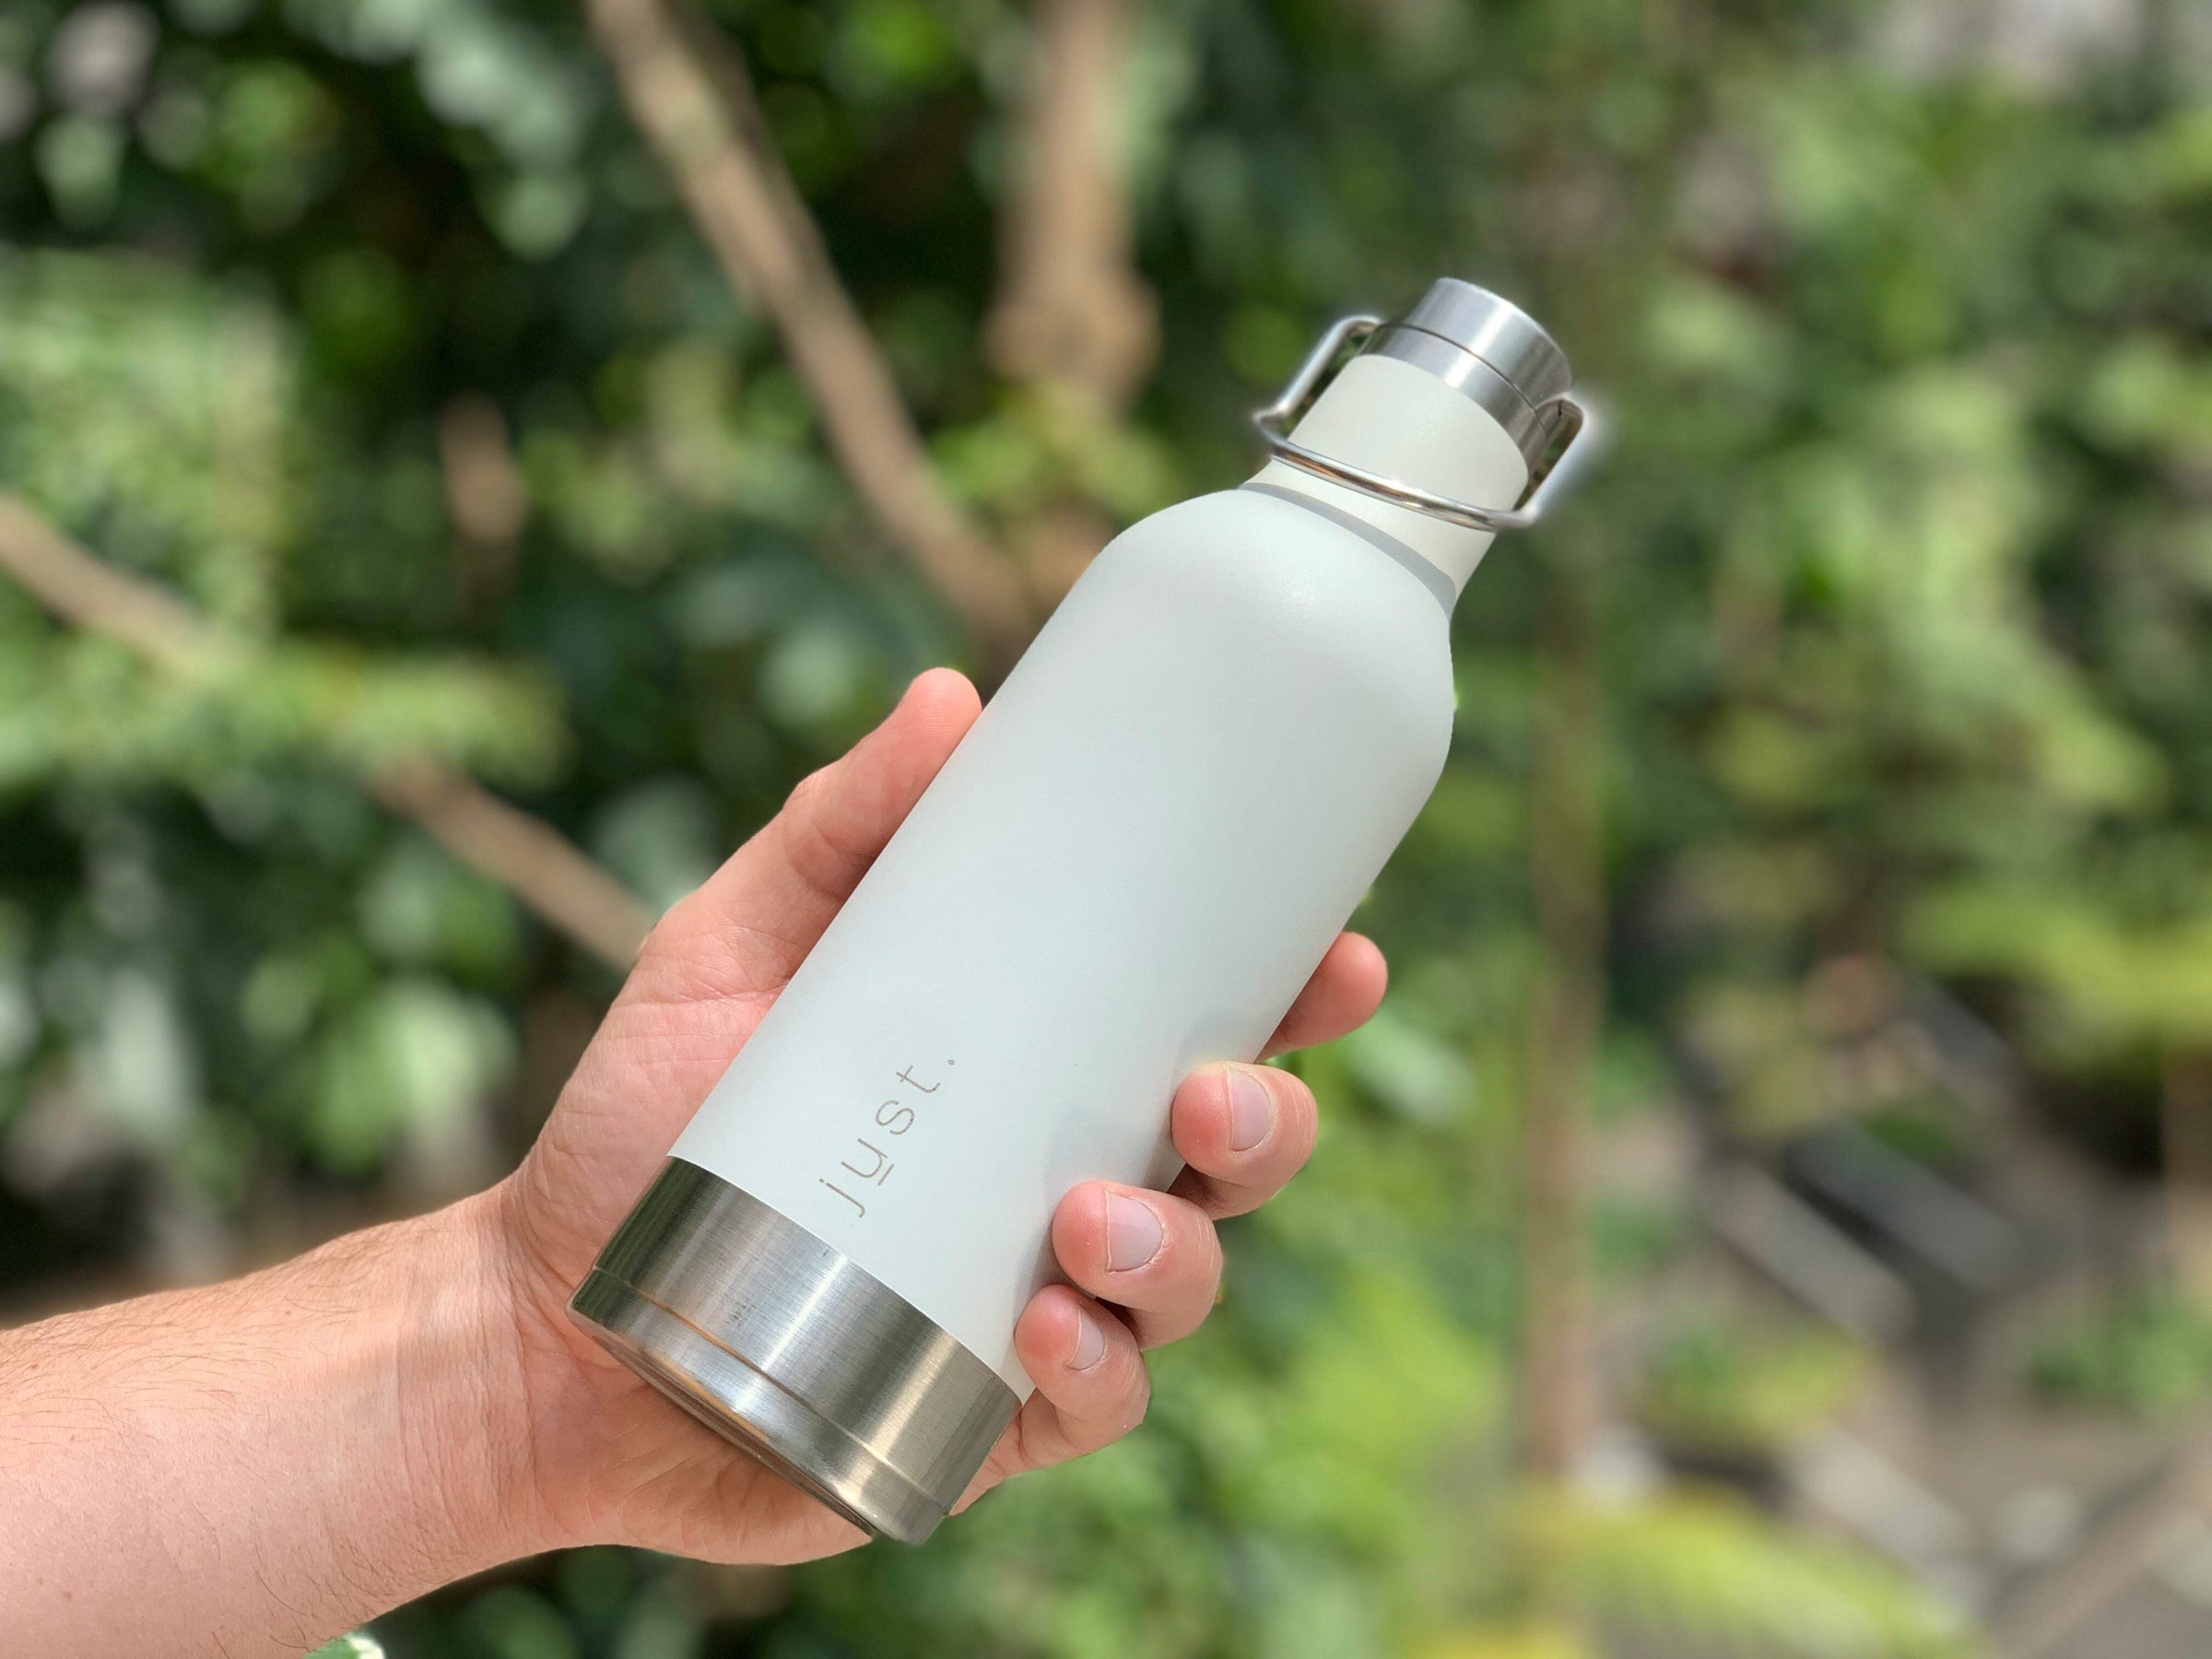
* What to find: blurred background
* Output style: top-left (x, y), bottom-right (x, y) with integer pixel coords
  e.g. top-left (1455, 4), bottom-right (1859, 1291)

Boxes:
top-left (1, 0), bottom-right (2209, 1653)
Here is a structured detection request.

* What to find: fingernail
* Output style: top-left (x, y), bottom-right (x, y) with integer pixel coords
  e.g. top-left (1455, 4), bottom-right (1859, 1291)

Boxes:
top-left (1069, 1309), bottom-right (1107, 1371)
top-left (1105, 1193), bottom-right (1163, 1272)
top-left (1226, 1067), bottom-right (1275, 1151)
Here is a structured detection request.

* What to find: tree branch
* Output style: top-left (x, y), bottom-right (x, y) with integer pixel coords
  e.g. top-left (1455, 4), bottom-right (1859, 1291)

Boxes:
top-left (582, 0), bottom-right (1035, 661)
top-left (438, 393), bottom-right (528, 619)
top-left (1518, 560), bottom-right (1606, 1479)
top-left (985, 0), bottom-right (1157, 412)
top-left (370, 762), bottom-right (651, 969)
top-left (0, 494), bottom-right (222, 676)
top-left (0, 491), bottom-right (653, 970)
top-left (984, 0), bottom-right (1158, 604)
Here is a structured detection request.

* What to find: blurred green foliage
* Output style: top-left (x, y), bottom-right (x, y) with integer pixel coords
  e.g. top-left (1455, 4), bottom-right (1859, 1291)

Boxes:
top-left (2, 0), bottom-right (2207, 1653)
top-left (1515, 1494), bottom-right (1975, 1659)
top-left (2028, 1289), bottom-right (2212, 1418)
top-left (1633, 1312), bottom-right (1869, 1461)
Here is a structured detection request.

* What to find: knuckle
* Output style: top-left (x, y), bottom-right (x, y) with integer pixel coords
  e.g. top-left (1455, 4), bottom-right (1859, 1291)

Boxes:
top-left (1119, 1362), bottom-right (1152, 1434)
top-left (784, 764), bottom-right (836, 815)
top-left (1280, 1083), bottom-right (1321, 1156)
top-left (1189, 1216), bottom-right (1226, 1286)
top-left (632, 903), bottom-right (690, 965)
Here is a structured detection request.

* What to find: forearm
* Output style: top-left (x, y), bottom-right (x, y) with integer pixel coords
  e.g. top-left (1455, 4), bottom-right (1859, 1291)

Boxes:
top-left (0, 1194), bottom-right (540, 1657)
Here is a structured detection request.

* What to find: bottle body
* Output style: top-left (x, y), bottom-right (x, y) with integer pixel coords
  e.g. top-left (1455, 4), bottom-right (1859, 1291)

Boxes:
top-left (671, 486), bottom-right (1455, 1391)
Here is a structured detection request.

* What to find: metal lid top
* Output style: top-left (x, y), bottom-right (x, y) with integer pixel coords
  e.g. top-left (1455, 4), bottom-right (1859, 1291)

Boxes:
top-left (1392, 278), bottom-right (1573, 412)
top-left (1253, 282), bottom-right (1600, 535)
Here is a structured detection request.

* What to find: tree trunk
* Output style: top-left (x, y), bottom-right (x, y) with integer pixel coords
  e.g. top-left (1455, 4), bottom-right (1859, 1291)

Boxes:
top-left (1518, 559), bottom-right (1606, 1480)
top-left (2162, 1051), bottom-right (2212, 1301)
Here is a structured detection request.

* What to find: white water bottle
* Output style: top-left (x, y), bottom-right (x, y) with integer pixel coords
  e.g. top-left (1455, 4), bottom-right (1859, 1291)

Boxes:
top-left (571, 279), bottom-right (1595, 1543)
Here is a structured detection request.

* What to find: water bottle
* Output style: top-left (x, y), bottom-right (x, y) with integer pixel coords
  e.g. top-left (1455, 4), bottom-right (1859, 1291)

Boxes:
top-left (571, 279), bottom-right (1597, 1543)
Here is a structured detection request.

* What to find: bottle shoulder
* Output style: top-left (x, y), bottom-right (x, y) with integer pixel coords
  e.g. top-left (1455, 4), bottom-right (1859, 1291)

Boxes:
top-left (1059, 488), bottom-right (1456, 759)
top-left (1092, 488), bottom-right (1454, 629)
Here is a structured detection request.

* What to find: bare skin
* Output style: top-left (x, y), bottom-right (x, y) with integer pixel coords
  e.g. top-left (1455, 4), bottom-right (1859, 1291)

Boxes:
top-left (0, 669), bottom-right (1386, 1655)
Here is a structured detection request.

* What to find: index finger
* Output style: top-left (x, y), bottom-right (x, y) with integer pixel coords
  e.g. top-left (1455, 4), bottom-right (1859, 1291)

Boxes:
top-left (1262, 932), bottom-right (1387, 1056)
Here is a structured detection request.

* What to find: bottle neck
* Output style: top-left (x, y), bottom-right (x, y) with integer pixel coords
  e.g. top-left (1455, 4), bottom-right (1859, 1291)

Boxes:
top-left (1243, 352), bottom-right (1531, 598)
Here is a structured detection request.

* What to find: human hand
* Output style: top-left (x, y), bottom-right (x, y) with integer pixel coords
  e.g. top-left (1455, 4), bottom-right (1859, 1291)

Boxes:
top-left (478, 669), bottom-right (1388, 1563)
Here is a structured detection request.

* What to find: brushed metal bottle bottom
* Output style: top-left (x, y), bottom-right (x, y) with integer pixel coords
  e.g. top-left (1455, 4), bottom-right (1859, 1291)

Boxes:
top-left (569, 1159), bottom-right (1018, 1546)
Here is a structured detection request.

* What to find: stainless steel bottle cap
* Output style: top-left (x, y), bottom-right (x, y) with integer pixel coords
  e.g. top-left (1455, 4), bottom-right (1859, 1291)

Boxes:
top-left (1394, 278), bottom-right (1573, 414)
top-left (1364, 279), bottom-right (1575, 472)
top-left (1253, 276), bottom-right (1600, 535)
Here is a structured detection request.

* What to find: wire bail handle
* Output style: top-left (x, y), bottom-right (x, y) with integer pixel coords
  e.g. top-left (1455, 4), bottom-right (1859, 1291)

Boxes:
top-left (1252, 314), bottom-right (1602, 535)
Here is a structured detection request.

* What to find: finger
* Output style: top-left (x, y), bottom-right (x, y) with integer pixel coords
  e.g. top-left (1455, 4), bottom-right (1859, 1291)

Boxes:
top-left (1166, 1063), bottom-right (1320, 1218)
top-left (988, 1286), bottom-right (1150, 1477)
top-left (1050, 1182), bottom-right (1222, 1348)
top-left (636, 668), bottom-right (982, 995)
top-left (1262, 932), bottom-right (1387, 1056)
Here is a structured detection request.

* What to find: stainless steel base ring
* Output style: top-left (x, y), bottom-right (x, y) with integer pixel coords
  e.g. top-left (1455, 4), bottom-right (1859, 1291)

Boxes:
top-left (569, 1159), bottom-right (1019, 1546)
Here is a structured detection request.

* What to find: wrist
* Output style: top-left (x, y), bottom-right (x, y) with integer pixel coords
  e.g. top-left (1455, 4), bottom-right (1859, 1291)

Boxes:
top-left (394, 1189), bottom-right (562, 1571)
